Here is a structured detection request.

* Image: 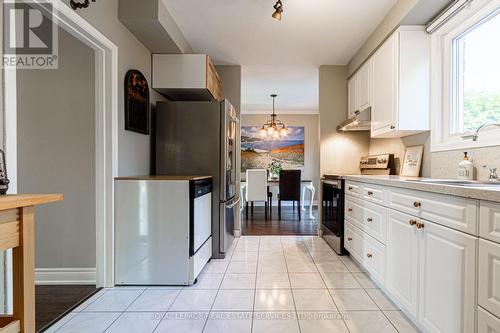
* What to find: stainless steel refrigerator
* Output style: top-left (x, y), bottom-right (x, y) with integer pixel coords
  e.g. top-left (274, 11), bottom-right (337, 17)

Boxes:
top-left (155, 100), bottom-right (240, 259)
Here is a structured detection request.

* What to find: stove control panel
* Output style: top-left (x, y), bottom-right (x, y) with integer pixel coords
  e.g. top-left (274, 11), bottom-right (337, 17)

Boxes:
top-left (359, 154), bottom-right (394, 170)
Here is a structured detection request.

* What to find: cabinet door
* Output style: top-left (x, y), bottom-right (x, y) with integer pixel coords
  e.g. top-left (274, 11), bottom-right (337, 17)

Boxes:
top-left (478, 239), bottom-right (500, 318)
top-left (386, 209), bottom-right (419, 317)
top-left (371, 33), bottom-right (398, 136)
top-left (357, 60), bottom-right (372, 112)
top-left (348, 75), bottom-right (358, 118)
top-left (418, 220), bottom-right (477, 333)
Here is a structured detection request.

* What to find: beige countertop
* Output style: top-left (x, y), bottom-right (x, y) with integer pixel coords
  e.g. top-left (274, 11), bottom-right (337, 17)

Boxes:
top-left (342, 175), bottom-right (500, 203)
top-left (115, 175), bottom-right (212, 181)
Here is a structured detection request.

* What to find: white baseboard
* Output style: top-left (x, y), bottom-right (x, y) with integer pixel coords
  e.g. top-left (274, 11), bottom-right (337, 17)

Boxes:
top-left (35, 268), bottom-right (96, 285)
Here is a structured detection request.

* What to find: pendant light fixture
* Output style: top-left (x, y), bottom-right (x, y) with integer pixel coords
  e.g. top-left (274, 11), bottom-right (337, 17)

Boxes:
top-left (260, 94), bottom-right (288, 139)
top-left (272, 0), bottom-right (283, 21)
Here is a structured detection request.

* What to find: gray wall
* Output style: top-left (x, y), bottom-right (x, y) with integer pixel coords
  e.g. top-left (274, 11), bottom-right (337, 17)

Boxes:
top-left (61, 0), bottom-right (168, 176)
top-left (17, 28), bottom-right (96, 268)
top-left (319, 65), bottom-right (370, 176)
top-left (241, 113), bottom-right (320, 201)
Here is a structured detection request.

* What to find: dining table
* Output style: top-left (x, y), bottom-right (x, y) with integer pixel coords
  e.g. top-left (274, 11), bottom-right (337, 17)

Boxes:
top-left (240, 179), bottom-right (316, 219)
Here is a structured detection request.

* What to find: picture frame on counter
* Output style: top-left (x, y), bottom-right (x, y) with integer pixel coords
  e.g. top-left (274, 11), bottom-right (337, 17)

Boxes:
top-left (400, 145), bottom-right (424, 177)
top-left (124, 69), bottom-right (150, 135)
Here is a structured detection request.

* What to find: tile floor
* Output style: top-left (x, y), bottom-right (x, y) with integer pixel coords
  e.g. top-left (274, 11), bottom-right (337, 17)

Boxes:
top-left (44, 236), bottom-right (421, 333)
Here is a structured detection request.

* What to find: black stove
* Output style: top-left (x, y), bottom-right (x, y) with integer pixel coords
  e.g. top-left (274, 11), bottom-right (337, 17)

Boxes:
top-left (321, 175), bottom-right (346, 255)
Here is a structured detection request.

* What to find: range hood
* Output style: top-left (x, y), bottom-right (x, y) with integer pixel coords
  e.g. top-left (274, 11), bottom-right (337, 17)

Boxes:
top-left (336, 108), bottom-right (371, 132)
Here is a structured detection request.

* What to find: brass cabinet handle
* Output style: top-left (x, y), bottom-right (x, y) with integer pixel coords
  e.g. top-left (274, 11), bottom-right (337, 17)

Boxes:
top-left (348, 208), bottom-right (353, 212)
top-left (390, 125), bottom-right (396, 129)
top-left (348, 186), bottom-right (354, 191)
top-left (367, 253), bottom-right (373, 258)
top-left (416, 222), bottom-right (425, 230)
top-left (413, 201), bottom-right (422, 208)
top-left (367, 218), bottom-right (373, 223)
top-left (347, 237), bottom-right (353, 241)
top-left (409, 220), bottom-right (417, 226)
top-left (367, 191), bottom-right (374, 196)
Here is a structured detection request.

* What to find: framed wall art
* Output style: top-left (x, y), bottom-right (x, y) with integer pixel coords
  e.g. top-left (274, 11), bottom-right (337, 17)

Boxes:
top-left (124, 69), bottom-right (150, 135)
top-left (400, 145), bottom-right (424, 177)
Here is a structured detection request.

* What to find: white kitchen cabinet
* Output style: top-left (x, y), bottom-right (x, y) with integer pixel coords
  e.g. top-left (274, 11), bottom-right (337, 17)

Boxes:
top-left (386, 209), bottom-right (419, 317)
top-left (479, 239), bottom-right (500, 318)
top-left (478, 307), bottom-right (500, 333)
top-left (345, 196), bottom-right (387, 244)
top-left (480, 201), bottom-right (500, 243)
top-left (371, 27), bottom-right (430, 138)
top-left (418, 219), bottom-right (477, 333)
top-left (347, 60), bottom-right (372, 119)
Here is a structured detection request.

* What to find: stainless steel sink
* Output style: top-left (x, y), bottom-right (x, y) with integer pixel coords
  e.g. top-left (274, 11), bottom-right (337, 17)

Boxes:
top-left (406, 179), bottom-right (500, 189)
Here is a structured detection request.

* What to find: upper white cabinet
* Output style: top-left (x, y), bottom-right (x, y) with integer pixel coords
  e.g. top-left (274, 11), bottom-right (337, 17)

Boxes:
top-left (347, 60), bottom-right (372, 118)
top-left (152, 54), bottom-right (222, 101)
top-left (371, 27), bottom-right (430, 138)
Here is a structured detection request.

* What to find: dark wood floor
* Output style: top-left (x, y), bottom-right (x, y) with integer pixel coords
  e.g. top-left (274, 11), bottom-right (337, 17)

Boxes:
top-left (36, 285), bottom-right (99, 332)
top-left (242, 205), bottom-right (318, 236)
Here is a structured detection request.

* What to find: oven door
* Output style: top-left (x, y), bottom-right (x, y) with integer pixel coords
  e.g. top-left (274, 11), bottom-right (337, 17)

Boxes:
top-left (322, 180), bottom-right (345, 254)
top-left (220, 101), bottom-right (239, 201)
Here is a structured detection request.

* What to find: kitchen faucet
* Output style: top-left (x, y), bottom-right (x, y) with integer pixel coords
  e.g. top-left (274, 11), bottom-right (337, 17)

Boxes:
top-left (472, 123), bottom-right (500, 141)
top-left (483, 165), bottom-right (499, 181)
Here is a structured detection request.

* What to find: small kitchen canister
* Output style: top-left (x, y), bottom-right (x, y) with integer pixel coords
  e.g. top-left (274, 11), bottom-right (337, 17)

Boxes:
top-left (458, 152), bottom-right (474, 180)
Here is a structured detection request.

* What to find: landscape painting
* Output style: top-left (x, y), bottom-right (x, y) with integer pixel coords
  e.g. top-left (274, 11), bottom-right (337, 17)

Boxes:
top-left (241, 126), bottom-right (305, 172)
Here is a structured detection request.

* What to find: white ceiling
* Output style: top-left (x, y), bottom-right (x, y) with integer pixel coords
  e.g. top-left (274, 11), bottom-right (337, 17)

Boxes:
top-left (162, 0), bottom-right (397, 113)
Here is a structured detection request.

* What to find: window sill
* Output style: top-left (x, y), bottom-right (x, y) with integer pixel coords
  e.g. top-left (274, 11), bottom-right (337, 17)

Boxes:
top-left (431, 130), bottom-right (500, 152)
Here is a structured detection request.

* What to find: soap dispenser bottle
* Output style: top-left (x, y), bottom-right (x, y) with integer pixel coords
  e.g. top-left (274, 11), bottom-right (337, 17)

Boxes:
top-left (458, 152), bottom-right (474, 180)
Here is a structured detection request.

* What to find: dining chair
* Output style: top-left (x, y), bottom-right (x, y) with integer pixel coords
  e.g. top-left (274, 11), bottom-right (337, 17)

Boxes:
top-left (245, 169), bottom-right (269, 219)
top-left (278, 169), bottom-right (302, 220)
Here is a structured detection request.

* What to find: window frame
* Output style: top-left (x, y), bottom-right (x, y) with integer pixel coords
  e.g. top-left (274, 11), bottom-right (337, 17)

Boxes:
top-left (431, 0), bottom-right (500, 152)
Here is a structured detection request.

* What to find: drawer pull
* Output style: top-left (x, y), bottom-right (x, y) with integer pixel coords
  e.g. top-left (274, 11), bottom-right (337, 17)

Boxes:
top-left (348, 186), bottom-right (354, 191)
top-left (413, 201), bottom-right (422, 208)
top-left (416, 222), bottom-right (425, 230)
top-left (367, 218), bottom-right (373, 223)
top-left (366, 253), bottom-right (373, 258)
top-left (367, 191), bottom-right (374, 196)
top-left (348, 208), bottom-right (353, 212)
top-left (347, 237), bottom-right (353, 241)
top-left (409, 220), bottom-right (417, 226)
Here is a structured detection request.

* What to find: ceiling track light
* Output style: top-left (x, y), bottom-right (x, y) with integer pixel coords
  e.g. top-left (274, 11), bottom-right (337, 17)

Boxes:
top-left (272, 0), bottom-right (283, 21)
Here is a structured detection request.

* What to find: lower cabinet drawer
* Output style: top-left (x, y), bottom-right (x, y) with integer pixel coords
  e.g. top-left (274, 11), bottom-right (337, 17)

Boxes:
top-left (479, 239), bottom-right (500, 318)
top-left (478, 307), bottom-right (500, 333)
top-left (345, 196), bottom-right (387, 244)
top-left (362, 184), bottom-right (386, 205)
top-left (345, 181), bottom-right (362, 198)
top-left (345, 220), bottom-right (386, 283)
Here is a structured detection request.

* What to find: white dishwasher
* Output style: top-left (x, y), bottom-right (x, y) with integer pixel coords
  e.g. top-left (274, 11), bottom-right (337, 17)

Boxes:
top-left (115, 176), bottom-right (213, 285)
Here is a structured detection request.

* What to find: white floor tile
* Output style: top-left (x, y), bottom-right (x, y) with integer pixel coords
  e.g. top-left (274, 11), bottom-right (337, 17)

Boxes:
top-left (234, 240), bottom-right (259, 252)
top-left (212, 290), bottom-right (255, 311)
top-left (186, 273), bottom-right (224, 290)
top-left (43, 313), bottom-right (77, 333)
top-left (366, 289), bottom-right (398, 311)
top-left (315, 261), bottom-right (349, 273)
top-left (343, 311), bottom-right (398, 333)
top-left (56, 312), bottom-right (120, 333)
top-left (169, 290), bottom-right (217, 311)
top-left (286, 259), bottom-right (318, 273)
top-left (155, 312), bottom-right (208, 333)
top-left (226, 260), bottom-right (258, 274)
top-left (321, 272), bottom-right (361, 289)
top-left (289, 272), bottom-right (326, 289)
top-left (259, 251), bottom-right (285, 262)
top-left (72, 290), bottom-right (106, 312)
top-left (220, 273), bottom-right (256, 289)
top-left (252, 312), bottom-right (300, 333)
top-left (292, 289), bottom-right (337, 311)
top-left (127, 289), bottom-right (180, 312)
top-left (204, 312), bottom-right (252, 333)
top-left (254, 289), bottom-right (295, 311)
top-left (258, 260), bottom-right (288, 273)
top-left (309, 251), bottom-right (338, 261)
top-left (105, 312), bottom-right (163, 333)
top-left (202, 261), bottom-right (229, 274)
top-left (298, 311), bottom-right (349, 333)
top-left (83, 289), bottom-right (143, 312)
top-left (353, 272), bottom-right (378, 288)
top-left (383, 311), bottom-right (421, 333)
top-left (340, 257), bottom-right (365, 272)
top-left (231, 251), bottom-right (259, 261)
top-left (330, 289), bottom-right (379, 311)
top-left (256, 272), bottom-right (291, 289)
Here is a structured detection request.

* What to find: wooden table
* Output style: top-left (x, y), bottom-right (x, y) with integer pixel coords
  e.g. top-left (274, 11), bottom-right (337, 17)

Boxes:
top-left (0, 194), bottom-right (63, 333)
top-left (240, 180), bottom-right (316, 219)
